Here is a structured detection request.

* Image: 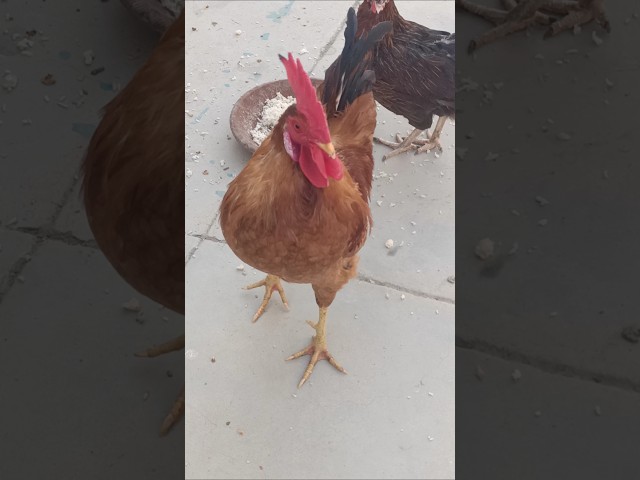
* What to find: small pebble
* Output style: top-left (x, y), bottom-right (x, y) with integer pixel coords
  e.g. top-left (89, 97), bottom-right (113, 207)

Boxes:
top-left (511, 369), bottom-right (522, 382)
top-left (83, 50), bottom-right (95, 65)
top-left (475, 238), bottom-right (494, 260)
top-left (2, 71), bottom-right (18, 91)
top-left (385, 239), bottom-right (394, 249)
top-left (535, 196), bottom-right (550, 206)
top-left (122, 298), bottom-right (142, 312)
top-left (235, 30), bottom-right (243, 35)
top-left (591, 30), bottom-right (603, 46)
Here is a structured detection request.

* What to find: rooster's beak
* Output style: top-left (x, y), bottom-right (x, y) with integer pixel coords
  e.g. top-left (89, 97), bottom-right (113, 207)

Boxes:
top-left (316, 142), bottom-right (336, 158)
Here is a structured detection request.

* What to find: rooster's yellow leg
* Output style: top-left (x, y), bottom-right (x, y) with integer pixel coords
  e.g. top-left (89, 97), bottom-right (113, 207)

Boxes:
top-left (286, 307), bottom-right (347, 388)
top-left (135, 335), bottom-right (184, 436)
top-left (375, 128), bottom-right (424, 161)
top-left (160, 385), bottom-right (184, 436)
top-left (244, 274), bottom-right (289, 322)
top-left (135, 335), bottom-right (184, 357)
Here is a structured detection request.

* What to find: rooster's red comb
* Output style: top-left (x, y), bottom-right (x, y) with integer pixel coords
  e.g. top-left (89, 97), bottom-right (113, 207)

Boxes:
top-left (279, 53), bottom-right (329, 142)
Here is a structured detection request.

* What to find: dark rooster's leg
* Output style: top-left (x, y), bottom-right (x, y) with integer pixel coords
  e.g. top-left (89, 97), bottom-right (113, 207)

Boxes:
top-left (244, 274), bottom-right (289, 322)
top-left (457, 0), bottom-right (608, 52)
top-left (375, 128), bottom-right (425, 161)
top-left (135, 335), bottom-right (185, 435)
top-left (415, 116), bottom-right (448, 154)
top-left (286, 307), bottom-right (347, 388)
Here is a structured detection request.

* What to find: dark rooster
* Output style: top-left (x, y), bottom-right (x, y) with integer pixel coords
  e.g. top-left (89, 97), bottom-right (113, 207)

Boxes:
top-left (357, 0), bottom-right (455, 160)
top-left (82, 11), bottom-right (184, 435)
top-left (220, 9), bottom-right (391, 388)
top-left (457, 0), bottom-right (609, 52)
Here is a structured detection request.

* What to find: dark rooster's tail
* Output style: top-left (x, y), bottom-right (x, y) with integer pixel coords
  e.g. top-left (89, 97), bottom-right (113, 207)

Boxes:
top-left (322, 7), bottom-right (391, 116)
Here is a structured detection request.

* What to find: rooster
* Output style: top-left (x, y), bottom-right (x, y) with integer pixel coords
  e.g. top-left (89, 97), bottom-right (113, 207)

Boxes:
top-left (219, 8), bottom-right (391, 388)
top-left (82, 10), bottom-right (185, 434)
top-left (457, 0), bottom-right (609, 52)
top-left (357, 0), bottom-right (455, 161)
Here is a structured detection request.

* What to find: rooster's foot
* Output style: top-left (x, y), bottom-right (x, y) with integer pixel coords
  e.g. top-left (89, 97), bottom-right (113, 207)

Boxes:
top-left (160, 385), bottom-right (184, 436)
top-left (544, 0), bottom-right (610, 38)
top-left (415, 137), bottom-right (443, 154)
top-left (244, 274), bottom-right (289, 322)
top-left (135, 335), bottom-right (184, 435)
top-left (286, 307), bottom-right (347, 388)
top-left (135, 335), bottom-right (184, 358)
top-left (457, 0), bottom-right (609, 52)
top-left (375, 128), bottom-right (425, 161)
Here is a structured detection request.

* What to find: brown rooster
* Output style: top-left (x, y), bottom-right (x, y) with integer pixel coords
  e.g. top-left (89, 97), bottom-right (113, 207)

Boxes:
top-left (457, 0), bottom-right (610, 52)
top-left (357, 0), bottom-right (455, 161)
top-left (82, 10), bottom-right (184, 435)
top-left (219, 8), bottom-right (391, 388)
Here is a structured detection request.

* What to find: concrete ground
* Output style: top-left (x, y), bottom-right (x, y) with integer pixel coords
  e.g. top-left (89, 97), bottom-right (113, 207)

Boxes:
top-left (456, 2), bottom-right (640, 478)
top-left (185, 2), bottom-right (455, 479)
top-left (0, 2), bottom-right (183, 479)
